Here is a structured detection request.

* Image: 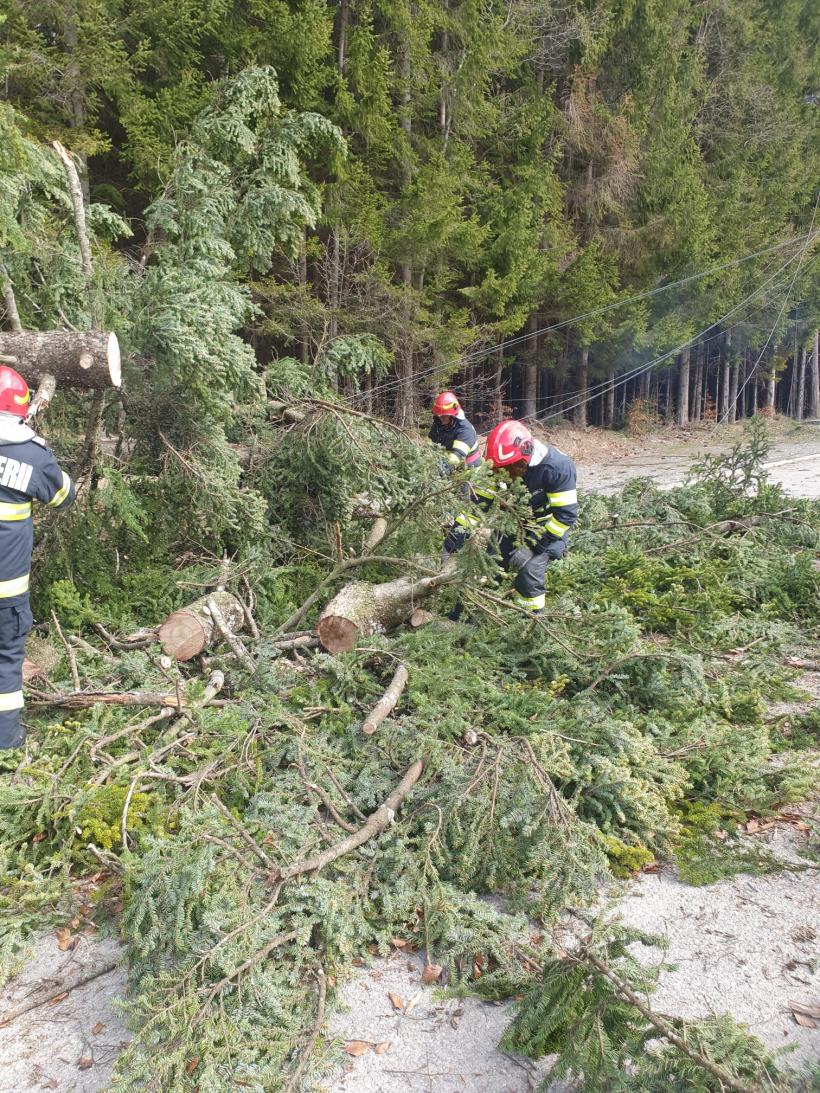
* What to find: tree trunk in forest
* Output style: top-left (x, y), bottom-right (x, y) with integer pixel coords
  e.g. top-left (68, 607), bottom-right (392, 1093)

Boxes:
top-left (728, 358), bottom-right (738, 424)
top-left (720, 332), bottom-right (731, 422)
top-left (605, 370), bottom-right (615, 427)
top-left (663, 370), bottom-right (674, 423)
top-left (795, 347), bottom-right (805, 420)
top-left (573, 346), bottom-right (588, 427)
top-left (336, 0), bottom-right (349, 72)
top-left (317, 568), bottom-right (458, 654)
top-left (639, 368), bottom-right (650, 401)
top-left (676, 346), bottom-right (690, 426)
top-left (493, 345), bottom-right (504, 420)
top-left (523, 314), bottom-right (539, 419)
top-left (0, 331), bottom-right (121, 389)
top-left (809, 330), bottom-right (820, 420)
top-left (692, 344), bottom-right (703, 421)
top-left (394, 36), bottom-right (416, 426)
top-left (299, 232), bottom-right (310, 367)
top-left (766, 358), bottom-right (777, 411)
top-left (158, 590), bottom-right (246, 661)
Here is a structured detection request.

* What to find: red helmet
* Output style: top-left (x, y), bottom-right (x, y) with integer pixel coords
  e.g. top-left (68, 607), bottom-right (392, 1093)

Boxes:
top-left (432, 391), bottom-right (461, 417)
top-left (486, 420), bottom-right (534, 468)
top-left (0, 366), bottom-right (30, 416)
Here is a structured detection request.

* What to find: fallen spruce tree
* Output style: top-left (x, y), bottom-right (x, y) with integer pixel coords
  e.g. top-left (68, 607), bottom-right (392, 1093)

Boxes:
top-left (1, 419), bottom-right (819, 1091)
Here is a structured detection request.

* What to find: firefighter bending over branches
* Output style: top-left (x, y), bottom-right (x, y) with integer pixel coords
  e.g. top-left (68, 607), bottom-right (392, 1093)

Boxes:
top-left (443, 419), bottom-right (578, 615)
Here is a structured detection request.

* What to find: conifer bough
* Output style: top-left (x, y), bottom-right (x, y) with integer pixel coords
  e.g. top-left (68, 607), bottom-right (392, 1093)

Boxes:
top-left (0, 331), bottom-right (122, 389)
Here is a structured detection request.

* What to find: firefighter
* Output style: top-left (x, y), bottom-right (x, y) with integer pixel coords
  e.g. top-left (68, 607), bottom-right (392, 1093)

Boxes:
top-left (483, 419), bottom-right (578, 613)
top-left (0, 366), bottom-right (76, 749)
top-left (429, 391), bottom-right (481, 474)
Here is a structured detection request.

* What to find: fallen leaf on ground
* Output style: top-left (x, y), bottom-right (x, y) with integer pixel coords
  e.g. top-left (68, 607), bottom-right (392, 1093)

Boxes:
top-left (790, 1002), bottom-right (820, 1028)
top-left (40, 1080), bottom-right (58, 1090)
top-left (792, 1012), bottom-right (817, 1029)
top-left (421, 963), bottom-right (442, 984)
top-left (390, 937), bottom-right (408, 948)
top-left (344, 1041), bottom-right (371, 1057)
top-left (47, 992), bottom-right (69, 1006)
top-left (77, 1058), bottom-right (94, 1071)
top-left (90, 1021), bottom-right (104, 1035)
top-left (387, 991), bottom-right (405, 1011)
top-left (374, 1042), bottom-right (391, 1054)
top-left (185, 1057), bottom-right (200, 1074)
top-left (55, 928), bottom-right (73, 951)
top-left (404, 991), bottom-right (422, 1014)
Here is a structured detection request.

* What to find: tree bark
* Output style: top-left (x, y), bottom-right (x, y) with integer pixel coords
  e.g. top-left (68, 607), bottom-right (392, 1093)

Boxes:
top-left (317, 567), bottom-right (458, 654)
top-left (676, 346), bottom-right (690, 426)
top-left (336, 0), bottom-right (349, 72)
top-left (0, 331), bottom-right (121, 389)
top-left (728, 357), bottom-right (738, 424)
top-left (605, 370), bottom-right (615, 427)
top-left (158, 590), bottom-right (246, 661)
top-left (0, 261), bottom-right (23, 332)
top-left (692, 343), bottom-right (703, 421)
top-left (362, 663), bottom-right (409, 735)
top-left (795, 346), bottom-right (805, 420)
top-left (523, 314), bottom-right (539, 419)
top-left (573, 346), bottom-right (588, 427)
top-left (720, 331), bottom-right (731, 421)
top-left (766, 358), bottom-right (777, 411)
top-left (809, 329), bottom-right (820, 420)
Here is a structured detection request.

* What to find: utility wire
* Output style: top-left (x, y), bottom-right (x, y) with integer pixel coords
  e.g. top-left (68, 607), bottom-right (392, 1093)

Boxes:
top-left (720, 195), bottom-right (819, 424)
top-left (519, 243), bottom-right (814, 428)
top-left (345, 230), bottom-right (816, 407)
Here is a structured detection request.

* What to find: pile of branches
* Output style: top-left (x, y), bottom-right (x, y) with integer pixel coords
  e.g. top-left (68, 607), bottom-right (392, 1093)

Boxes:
top-left (1, 422), bottom-right (819, 1092)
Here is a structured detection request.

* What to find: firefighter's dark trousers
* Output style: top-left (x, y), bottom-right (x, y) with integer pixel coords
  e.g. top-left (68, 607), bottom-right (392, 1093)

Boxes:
top-left (443, 529), bottom-right (567, 613)
top-left (0, 602), bottom-right (32, 749)
top-left (495, 534), bottom-right (566, 612)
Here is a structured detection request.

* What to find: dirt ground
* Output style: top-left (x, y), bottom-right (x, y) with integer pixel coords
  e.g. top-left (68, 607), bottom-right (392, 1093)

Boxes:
top-left (1, 422), bottom-right (818, 1093)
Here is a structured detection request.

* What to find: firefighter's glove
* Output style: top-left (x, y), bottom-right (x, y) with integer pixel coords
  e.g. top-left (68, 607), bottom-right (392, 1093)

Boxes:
top-left (508, 547), bottom-right (534, 572)
top-left (436, 459), bottom-right (453, 478)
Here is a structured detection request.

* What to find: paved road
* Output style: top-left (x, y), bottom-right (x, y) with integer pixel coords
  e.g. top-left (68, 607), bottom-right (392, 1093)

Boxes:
top-left (581, 444), bottom-right (820, 500)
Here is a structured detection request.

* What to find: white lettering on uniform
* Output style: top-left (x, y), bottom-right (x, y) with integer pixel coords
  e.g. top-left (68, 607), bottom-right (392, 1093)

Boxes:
top-left (14, 462), bottom-right (33, 492)
top-left (1, 459), bottom-right (19, 487)
top-left (0, 458), bottom-right (5, 479)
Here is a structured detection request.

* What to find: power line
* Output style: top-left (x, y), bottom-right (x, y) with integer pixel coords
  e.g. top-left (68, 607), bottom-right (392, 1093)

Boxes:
top-left (520, 243), bottom-right (812, 428)
top-left (721, 195), bottom-right (820, 424)
top-left (345, 230), bottom-right (816, 407)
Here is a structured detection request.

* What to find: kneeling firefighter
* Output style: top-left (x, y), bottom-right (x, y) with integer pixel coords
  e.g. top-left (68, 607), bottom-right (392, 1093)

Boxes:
top-left (0, 366), bottom-right (76, 749)
top-left (444, 419), bottom-right (578, 614)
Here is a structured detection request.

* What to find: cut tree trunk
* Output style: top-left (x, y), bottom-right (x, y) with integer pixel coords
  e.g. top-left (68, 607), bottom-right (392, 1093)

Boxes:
top-left (158, 590), bottom-right (245, 661)
top-left (317, 567), bottom-right (457, 654)
top-left (0, 331), bottom-right (121, 389)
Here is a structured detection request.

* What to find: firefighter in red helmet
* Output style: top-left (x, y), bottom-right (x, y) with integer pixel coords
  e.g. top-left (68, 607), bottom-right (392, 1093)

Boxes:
top-left (0, 367), bottom-right (76, 748)
top-left (429, 391), bottom-right (481, 474)
top-left (444, 418), bottom-right (578, 615)
top-left (482, 420), bottom-right (578, 613)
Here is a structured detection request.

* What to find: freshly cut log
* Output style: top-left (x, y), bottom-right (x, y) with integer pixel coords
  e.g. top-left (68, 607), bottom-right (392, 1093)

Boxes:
top-left (317, 565), bottom-right (457, 654)
top-left (158, 590), bottom-right (245, 661)
top-left (0, 331), bottom-right (121, 389)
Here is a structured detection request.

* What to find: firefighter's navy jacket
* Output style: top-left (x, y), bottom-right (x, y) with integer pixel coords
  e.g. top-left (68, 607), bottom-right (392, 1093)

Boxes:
top-left (429, 414), bottom-right (482, 469)
top-left (0, 418), bottom-right (75, 748)
top-left (522, 440), bottom-right (578, 552)
top-left (0, 421), bottom-right (76, 605)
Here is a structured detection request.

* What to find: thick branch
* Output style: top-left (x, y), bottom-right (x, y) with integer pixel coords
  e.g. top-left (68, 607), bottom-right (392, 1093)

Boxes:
top-left (0, 260), bottom-right (23, 332)
top-left (206, 595), bottom-right (255, 671)
top-left (362, 664), bottom-right (409, 735)
top-left (277, 760), bottom-right (423, 881)
top-left (52, 141), bottom-right (92, 288)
